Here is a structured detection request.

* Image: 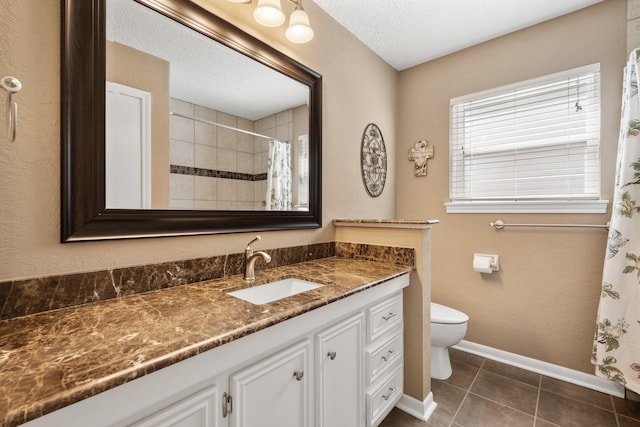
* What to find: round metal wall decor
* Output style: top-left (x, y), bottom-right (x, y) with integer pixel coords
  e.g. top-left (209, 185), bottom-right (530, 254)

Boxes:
top-left (360, 123), bottom-right (387, 197)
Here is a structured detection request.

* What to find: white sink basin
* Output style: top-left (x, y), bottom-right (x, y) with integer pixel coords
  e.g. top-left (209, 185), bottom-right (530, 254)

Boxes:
top-left (227, 278), bottom-right (322, 305)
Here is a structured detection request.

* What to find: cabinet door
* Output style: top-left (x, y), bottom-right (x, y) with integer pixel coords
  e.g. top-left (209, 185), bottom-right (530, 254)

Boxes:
top-left (131, 385), bottom-right (218, 427)
top-left (229, 339), bottom-right (312, 427)
top-left (315, 313), bottom-right (365, 427)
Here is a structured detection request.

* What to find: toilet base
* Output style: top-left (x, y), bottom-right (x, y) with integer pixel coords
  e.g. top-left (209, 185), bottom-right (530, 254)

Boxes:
top-left (431, 346), bottom-right (453, 380)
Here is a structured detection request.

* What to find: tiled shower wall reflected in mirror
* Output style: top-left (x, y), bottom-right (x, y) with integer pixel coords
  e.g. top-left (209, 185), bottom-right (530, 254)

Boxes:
top-left (168, 98), bottom-right (295, 210)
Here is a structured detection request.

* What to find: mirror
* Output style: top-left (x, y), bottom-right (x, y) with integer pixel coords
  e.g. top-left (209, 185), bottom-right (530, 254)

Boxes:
top-left (105, 0), bottom-right (311, 211)
top-left (62, 0), bottom-right (322, 241)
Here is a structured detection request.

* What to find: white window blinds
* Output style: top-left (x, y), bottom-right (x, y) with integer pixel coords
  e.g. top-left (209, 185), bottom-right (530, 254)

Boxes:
top-left (449, 64), bottom-right (601, 204)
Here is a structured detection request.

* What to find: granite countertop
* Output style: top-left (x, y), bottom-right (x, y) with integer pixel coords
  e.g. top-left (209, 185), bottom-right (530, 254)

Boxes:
top-left (0, 257), bottom-right (411, 427)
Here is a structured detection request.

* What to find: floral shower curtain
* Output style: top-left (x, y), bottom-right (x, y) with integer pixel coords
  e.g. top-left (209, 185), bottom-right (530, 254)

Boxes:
top-left (265, 139), bottom-right (292, 210)
top-left (592, 49), bottom-right (640, 394)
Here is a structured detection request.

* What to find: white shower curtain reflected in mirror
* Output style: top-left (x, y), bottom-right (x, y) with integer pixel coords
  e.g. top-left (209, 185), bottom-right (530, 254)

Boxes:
top-left (592, 49), bottom-right (640, 394)
top-left (265, 139), bottom-right (292, 210)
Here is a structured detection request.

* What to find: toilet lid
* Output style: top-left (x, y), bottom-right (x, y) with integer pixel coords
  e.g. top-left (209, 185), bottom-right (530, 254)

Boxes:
top-left (431, 302), bottom-right (469, 324)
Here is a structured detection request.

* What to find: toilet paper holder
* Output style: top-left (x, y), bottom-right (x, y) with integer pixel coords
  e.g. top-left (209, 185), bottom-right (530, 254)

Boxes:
top-left (473, 253), bottom-right (500, 273)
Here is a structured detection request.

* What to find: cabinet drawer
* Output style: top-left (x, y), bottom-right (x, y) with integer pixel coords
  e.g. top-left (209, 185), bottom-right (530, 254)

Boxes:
top-left (366, 330), bottom-right (402, 385)
top-left (366, 366), bottom-right (403, 427)
top-left (367, 293), bottom-right (403, 343)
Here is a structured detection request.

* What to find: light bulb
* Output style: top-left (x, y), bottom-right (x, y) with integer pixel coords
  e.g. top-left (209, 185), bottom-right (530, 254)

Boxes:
top-left (253, 0), bottom-right (285, 27)
top-left (285, 8), bottom-right (314, 43)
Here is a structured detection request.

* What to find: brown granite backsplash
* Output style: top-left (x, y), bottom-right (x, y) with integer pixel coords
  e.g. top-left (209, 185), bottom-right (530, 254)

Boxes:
top-left (336, 242), bottom-right (416, 267)
top-left (0, 242), bottom-right (334, 321)
top-left (0, 242), bottom-right (414, 321)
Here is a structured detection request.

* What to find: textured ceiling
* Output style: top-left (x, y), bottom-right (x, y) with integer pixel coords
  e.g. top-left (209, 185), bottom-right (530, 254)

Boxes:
top-left (312, 0), bottom-right (605, 70)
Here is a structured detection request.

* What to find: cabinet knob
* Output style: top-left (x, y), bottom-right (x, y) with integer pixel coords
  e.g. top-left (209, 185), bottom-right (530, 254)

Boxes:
top-left (382, 312), bottom-right (397, 321)
top-left (382, 387), bottom-right (398, 401)
top-left (327, 351), bottom-right (337, 360)
top-left (293, 370), bottom-right (304, 381)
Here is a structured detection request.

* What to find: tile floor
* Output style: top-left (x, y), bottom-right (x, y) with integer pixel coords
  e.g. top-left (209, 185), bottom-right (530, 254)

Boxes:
top-left (380, 348), bottom-right (640, 427)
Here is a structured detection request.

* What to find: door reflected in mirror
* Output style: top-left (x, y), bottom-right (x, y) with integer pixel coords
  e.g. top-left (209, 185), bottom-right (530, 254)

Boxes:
top-left (105, 0), bottom-right (310, 211)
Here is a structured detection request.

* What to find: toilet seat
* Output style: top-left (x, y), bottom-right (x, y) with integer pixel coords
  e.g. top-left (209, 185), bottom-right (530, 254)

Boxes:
top-left (431, 303), bottom-right (469, 324)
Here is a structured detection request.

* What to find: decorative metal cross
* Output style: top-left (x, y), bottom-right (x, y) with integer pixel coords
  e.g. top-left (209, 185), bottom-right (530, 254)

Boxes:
top-left (408, 140), bottom-right (434, 177)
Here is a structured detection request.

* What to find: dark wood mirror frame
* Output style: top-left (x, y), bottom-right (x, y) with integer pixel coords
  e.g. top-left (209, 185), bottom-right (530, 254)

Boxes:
top-left (62, 0), bottom-right (322, 242)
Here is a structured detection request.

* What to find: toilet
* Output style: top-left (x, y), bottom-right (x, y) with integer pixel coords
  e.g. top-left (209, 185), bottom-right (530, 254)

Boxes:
top-left (430, 302), bottom-right (469, 380)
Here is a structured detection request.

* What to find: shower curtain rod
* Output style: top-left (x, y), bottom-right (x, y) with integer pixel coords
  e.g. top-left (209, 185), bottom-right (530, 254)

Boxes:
top-left (490, 219), bottom-right (610, 230)
top-left (169, 112), bottom-right (290, 144)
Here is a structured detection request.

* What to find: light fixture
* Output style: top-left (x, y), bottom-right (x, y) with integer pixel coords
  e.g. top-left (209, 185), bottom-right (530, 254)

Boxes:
top-left (227, 0), bottom-right (314, 44)
top-left (253, 0), bottom-right (286, 27)
top-left (285, 1), bottom-right (314, 44)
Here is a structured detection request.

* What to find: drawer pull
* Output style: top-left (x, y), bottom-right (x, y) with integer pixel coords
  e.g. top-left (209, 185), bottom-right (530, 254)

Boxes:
top-left (222, 392), bottom-right (232, 418)
top-left (293, 370), bottom-right (304, 381)
top-left (381, 387), bottom-right (398, 401)
top-left (382, 312), bottom-right (397, 321)
top-left (381, 350), bottom-right (397, 362)
top-left (327, 351), bottom-right (337, 360)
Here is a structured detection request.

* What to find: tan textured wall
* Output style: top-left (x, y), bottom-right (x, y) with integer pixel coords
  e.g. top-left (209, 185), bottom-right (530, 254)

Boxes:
top-left (0, 0), bottom-right (397, 280)
top-left (106, 41), bottom-right (170, 209)
top-left (396, 0), bottom-right (626, 374)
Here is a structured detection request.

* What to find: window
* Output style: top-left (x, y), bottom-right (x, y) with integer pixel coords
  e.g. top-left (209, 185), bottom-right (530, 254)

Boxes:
top-left (446, 64), bottom-right (607, 213)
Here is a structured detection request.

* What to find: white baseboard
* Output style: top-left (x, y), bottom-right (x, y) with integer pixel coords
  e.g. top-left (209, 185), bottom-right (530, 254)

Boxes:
top-left (453, 340), bottom-right (625, 398)
top-left (395, 392), bottom-right (437, 422)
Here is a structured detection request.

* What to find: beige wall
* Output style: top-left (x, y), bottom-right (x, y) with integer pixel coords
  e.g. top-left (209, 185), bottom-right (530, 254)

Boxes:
top-left (0, 0), bottom-right (397, 280)
top-left (106, 41), bottom-right (170, 209)
top-left (396, 0), bottom-right (626, 374)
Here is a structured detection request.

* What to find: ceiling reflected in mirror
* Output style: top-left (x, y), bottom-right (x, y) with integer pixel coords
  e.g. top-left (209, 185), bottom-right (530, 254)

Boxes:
top-left (107, 0), bottom-right (308, 121)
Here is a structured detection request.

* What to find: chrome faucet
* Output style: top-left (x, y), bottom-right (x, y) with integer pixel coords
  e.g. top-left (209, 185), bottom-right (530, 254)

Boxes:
top-left (243, 235), bottom-right (272, 283)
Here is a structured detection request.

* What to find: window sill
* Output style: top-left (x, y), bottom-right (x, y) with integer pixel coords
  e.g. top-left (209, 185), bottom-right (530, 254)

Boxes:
top-left (445, 200), bottom-right (609, 214)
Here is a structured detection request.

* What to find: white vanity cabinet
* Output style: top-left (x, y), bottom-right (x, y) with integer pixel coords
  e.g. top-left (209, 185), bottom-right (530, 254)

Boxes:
top-left (228, 313), bottom-right (365, 427)
top-left (229, 339), bottom-right (312, 427)
top-left (315, 313), bottom-right (364, 427)
top-left (365, 292), bottom-right (404, 427)
top-left (22, 274), bottom-right (408, 427)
